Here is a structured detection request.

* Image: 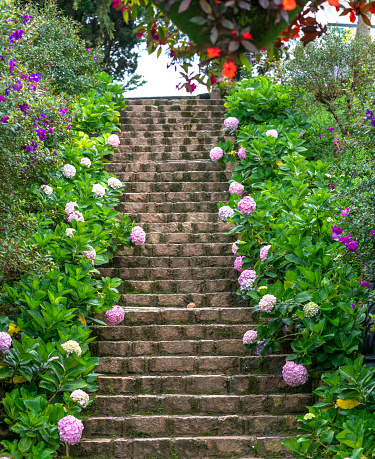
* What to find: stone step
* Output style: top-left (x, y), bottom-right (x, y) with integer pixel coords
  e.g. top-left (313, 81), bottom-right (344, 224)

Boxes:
top-left (121, 181), bottom-right (229, 193)
top-left (92, 393), bottom-right (310, 416)
top-left (110, 149), bottom-right (219, 162)
top-left (125, 98), bottom-right (225, 105)
top-left (119, 191), bottom-right (227, 203)
top-left (118, 170), bottom-right (230, 183)
top-left (120, 121), bottom-right (223, 131)
top-left (118, 242), bottom-right (233, 257)
top-left (123, 231), bottom-right (232, 244)
top-left (109, 266), bottom-right (237, 281)
top-left (123, 107), bottom-right (225, 115)
top-left (94, 307), bottom-right (252, 326)
top-left (120, 278), bottom-right (236, 294)
top-left (94, 324), bottom-right (252, 342)
top-left (83, 414), bottom-right (298, 438)
top-left (119, 136), bottom-right (226, 146)
top-left (69, 435), bottom-right (292, 459)
top-left (124, 213), bottom-right (228, 225)
top-left (108, 254), bottom-right (235, 269)
top-left (97, 374), bottom-right (309, 396)
top-left (120, 129), bottom-right (225, 139)
top-left (106, 160), bottom-right (230, 173)
top-left (98, 339), bottom-right (246, 357)
top-left (135, 221), bottom-right (232, 234)
top-left (122, 201), bottom-right (222, 214)
top-left (96, 355), bottom-right (287, 376)
top-left (118, 292), bottom-right (245, 308)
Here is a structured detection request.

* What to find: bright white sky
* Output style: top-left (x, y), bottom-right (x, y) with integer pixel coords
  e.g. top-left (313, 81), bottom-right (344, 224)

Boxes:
top-left (126, 4), bottom-right (375, 98)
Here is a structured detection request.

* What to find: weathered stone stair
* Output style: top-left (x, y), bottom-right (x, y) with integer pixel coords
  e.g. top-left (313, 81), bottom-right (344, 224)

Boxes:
top-left (71, 99), bottom-right (310, 458)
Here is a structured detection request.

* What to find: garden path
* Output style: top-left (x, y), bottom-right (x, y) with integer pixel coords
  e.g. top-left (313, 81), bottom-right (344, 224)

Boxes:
top-left (71, 99), bottom-right (309, 458)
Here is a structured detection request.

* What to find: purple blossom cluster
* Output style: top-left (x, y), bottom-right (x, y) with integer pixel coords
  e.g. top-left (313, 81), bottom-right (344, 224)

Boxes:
top-left (224, 117), bottom-right (239, 130)
top-left (105, 305), bottom-right (125, 326)
top-left (330, 226), bottom-right (358, 252)
top-left (58, 415), bottom-right (84, 445)
top-left (282, 361), bottom-right (308, 387)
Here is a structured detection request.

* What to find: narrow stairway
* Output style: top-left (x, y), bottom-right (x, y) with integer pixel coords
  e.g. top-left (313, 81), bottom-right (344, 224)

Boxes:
top-left (71, 99), bottom-right (310, 458)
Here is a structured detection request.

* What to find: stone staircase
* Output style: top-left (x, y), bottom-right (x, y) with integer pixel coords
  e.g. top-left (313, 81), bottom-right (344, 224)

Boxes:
top-left (71, 99), bottom-right (310, 458)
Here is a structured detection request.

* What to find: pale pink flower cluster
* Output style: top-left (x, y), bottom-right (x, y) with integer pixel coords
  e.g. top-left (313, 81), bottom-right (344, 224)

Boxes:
top-left (232, 240), bottom-right (240, 254)
top-left (259, 294), bottom-right (277, 313)
top-left (218, 206), bottom-right (234, 222)
top-left (234, 256), bottom-right (244, 272)
top-left (58, 415), bottom-right (84, 445)
top-left (80, 157), bottom-right (91, 168)
top-left (224, 117), bottom-right (239, 130)
top-left (238, 147), bottom-right (247, 160)
top-left (105, 305), bottom-right (125, 326)
top-left (92, 183), bottom-right (105, 197)
top-left (130, 226), bottom-right (146, 245)
top-left (238, 196), bottom-right (256, 215)
top-left (229, 181), bottom-right (244, 196)
top-left (238, 269), bottom-right (257, 291)
top-left (209, 147), bottom-right (223, 162)
top-left (107, 134), bottom-right (120, 147)
top-left (65, 228), bottom-right (76, 238)
top-left (266, 129), bottom-right (278, 139)
top-left (41, 185), bottom-right (53, 195)
top-left (243, 329), bottom-right (257, 344)
top-left (68, 212), bottom-right (84, 223)
top-left (65, 202), bottom-right (78, 214)
top-left (0, 332), bottom-right (12, 354)
top-left (282, 361), bottom-right (308, 387)
top-left (108, 177), bottom-right (123, 189)
top-left (260, 245), bottom-right (271, 261)
top-left (62, 164), bottom-right (76, 178)
top-left (71, 389), bottom-right (90, 408)
top-left (61, 340), bottom-right (82, 356)
top-left (82, 249), bottom-right (96, 260)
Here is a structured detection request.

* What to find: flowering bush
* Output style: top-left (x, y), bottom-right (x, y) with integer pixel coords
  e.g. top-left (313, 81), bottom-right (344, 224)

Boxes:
top-left (105, 305), bottom-right (125, 326)
top-left (57, 415), bottom-right (84, 445)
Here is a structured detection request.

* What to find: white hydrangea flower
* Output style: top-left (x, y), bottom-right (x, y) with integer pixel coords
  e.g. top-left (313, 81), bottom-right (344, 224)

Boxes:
top-left (80, 157), bottom-right (91, 168)
top-left (65, 228), bottom-right (76, 238)
top-left (61, 340), bottom-right (82, 356)
top-left (92, 183), bottom-right (105, 197)
top-left (62, 164), bottom-right (76, 178)
top-left (71, 389), bottom-right (90, 408)
top-left (108, 177), bottom-right (123, 189)
top-left (41, 185), bottom-right (53, 195)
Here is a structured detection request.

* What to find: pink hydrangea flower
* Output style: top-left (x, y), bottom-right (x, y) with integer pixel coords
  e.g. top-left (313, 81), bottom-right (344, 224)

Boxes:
top-left (238, 196), bottom-right (256, 215)
top-left (0, 332), bottom-right (12, 354)
top-left (62, 164), bottom-right (76, 178)
top-left (105, 305), bottom-right (125, 326)
top-left (67, 211), bottom-right (84, 223)
top-left (130, 226), bottom-right (146, 245)
top-left (71, 389), bottom-right (90, 408)
top-left (92, 183), bottom-right (105, 197)
top-left (238, 147), bottom-right (247, 160)
top-left (80, 157), bottom-right (91, 168)
top-left (218, 206), bottom-right (234, 222)
top-left (82, 249), bottom-right (96, 260)
top-left (282, 361), bottom-right (308, 387)
top-left (259, 294), bottom-right (277, 313)
top-left (238, 269), bottom-right (257, 290)
top-left (243, 329), bottom-right (257, 344)
top-left (232, 240), bottom-right (241, 254)
top-left (234, 256), bottom-right (244, 272)
top-left (224, 117), bottom-right (239, 130)
top-left (209, 147), bottom-right (223, 162)
top-left (107, 134), bottom-right (120, 147)
top-left (260, 245), bottom-right (271, 261)
top-left (229, 181), bottom-right (244, 196)
top-left (108, 177), bottom-right (123, 189)
top-left (266, 129), bottom-right (278, 139)
top-left (65, 201), bottom-right (78, 214)
top-left (58, 415), bottom-right (84, 445)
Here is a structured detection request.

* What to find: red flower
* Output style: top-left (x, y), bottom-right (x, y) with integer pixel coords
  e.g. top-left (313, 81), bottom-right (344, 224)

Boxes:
top-left (186, 81), bottom-right (197, 93)
top-left (136, 32), bottom-right (143, 38)
top-left (223, 61), bottom-right (237, 79)
top-left (349, 10), bottom-right (356, 22)
top-left (327, 0), bottom-right (340, 5)
top-left (282, 0), bottom-right (296, 10)
top-left (210, 74), bottom-right (217, 85)
top-left (243, 32), bottom-right (252, 40)
top-left (371, 5), bottom-right (375, 14)
top-left (207, 48), bottom-right (221, 58)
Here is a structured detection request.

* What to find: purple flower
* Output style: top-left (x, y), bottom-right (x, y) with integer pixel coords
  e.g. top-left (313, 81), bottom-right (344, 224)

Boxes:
top-left (340, 207), bottom-right (350, 217)
top-left (1, 116), bottom-right (9, 123)
top-left (0, 96), bottom-right (5, 102)
top-left (329, 127), bottom-right (334, 131)
top-left (338, 234), bottom-right (353, 244)
top-left (346, 241), bottom-right (358, 252)
top-left (361, 281), bottom-right (370, 287)
top-left (22, 15), bottom-right (32, 24)
top-left (19, 103), bottom-right (29, 114)
top-left (372, 230), bottom-right (375, 236)
top-left (59, 108), bottom-right (68, 115)
top-left (28, 73), bottom-right (41, 83)
top-left (331, 226), bottom-right (344, 235)
top-left (36, 129), bottom-right (46, 141)
top-left (318, 134), bottom-right (322, 139)
top-left (352, 304), bottom-right (356, 309)
top-left (9, 58), bottom-right (18, 71)
top-left (48, 127), bottom-right (53, 134)
top-left (5, 87), bottom-right (11, 96)
top-left (29, 84), bottom-right (36, 91)
top-left (9, 29), bottom-right (24, 43)
top-left (366, 109), bottom-right (373, 120)
top-left (13, 81), bottom-right (22, 92)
